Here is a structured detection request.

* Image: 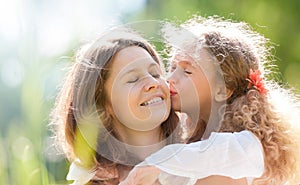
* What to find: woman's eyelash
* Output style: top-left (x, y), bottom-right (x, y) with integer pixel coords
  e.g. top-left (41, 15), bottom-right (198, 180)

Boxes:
top-left (152, 73), bottom-right (160, 78)
top-left (127, 78), bottom-right (139, 83)
top-left (127, 71), bottom-right (160, 83)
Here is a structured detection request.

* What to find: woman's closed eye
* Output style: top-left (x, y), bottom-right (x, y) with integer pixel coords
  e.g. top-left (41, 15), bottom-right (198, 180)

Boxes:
top-left (126, 73), bottom-right (160, 83)
top-left (151, 73), bottom-right (161, 78)
top-left (149, 66), bottom-right (162, 78)
top-left (170, 66), bottom-right (176, 72)
top-left (127, 77), bottom-right (139, 83)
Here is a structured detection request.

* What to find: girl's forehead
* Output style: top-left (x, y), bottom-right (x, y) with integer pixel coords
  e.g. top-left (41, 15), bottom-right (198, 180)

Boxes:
top-left (172, 48), bottom-right (221, 73)
top-left (173, 51), bottom-right (195, 63)
top-left (172, 50), bottom-right (201, 68)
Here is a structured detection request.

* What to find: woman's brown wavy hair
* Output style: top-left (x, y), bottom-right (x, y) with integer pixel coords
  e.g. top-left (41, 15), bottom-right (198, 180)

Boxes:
top-left (49, 28), bottom-right (179, 181)
top-left (174, 16), bottom-right (300, 185)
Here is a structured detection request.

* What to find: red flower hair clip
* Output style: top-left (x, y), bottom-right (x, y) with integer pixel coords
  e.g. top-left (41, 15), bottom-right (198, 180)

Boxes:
top-left (246, 69), bottom-right (268, 95)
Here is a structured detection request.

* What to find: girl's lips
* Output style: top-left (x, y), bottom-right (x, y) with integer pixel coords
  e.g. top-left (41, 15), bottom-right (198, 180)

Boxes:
top-left (170, 90), bottom-right (178, 96)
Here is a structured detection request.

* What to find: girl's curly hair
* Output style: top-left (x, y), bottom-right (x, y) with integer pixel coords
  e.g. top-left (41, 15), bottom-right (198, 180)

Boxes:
top-left (168, 16), bottom-right (300, 185)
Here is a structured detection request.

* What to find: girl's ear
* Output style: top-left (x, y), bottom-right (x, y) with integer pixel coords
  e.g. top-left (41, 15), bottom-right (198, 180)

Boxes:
top-left (214, 86), bottom-right (233, 102)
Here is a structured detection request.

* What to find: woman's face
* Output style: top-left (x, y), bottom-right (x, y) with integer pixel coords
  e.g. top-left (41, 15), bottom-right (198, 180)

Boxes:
top-left (105, 46), bottom-right (170, 132)
top-left (167, 48), bottom-right (216, 121)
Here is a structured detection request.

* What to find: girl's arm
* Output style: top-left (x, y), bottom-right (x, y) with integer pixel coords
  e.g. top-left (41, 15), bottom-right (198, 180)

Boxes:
top-left (145, 130), bottom-right (264, 181)
top-left (119, 167), bottom-right (248, 185)
top-left (119, 166), bottom-right (161, 185)
top-left (121, 130), bottom-right (264, 185)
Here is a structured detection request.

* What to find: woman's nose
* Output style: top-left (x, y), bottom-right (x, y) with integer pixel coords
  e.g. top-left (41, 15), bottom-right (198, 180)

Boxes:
top-left (144, 77), bottom-right (160, 92)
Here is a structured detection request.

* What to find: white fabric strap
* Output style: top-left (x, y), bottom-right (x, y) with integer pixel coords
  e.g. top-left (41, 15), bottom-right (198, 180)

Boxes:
top-left (66, 162), bottom-right (96, 185)
top-left (145, 130), bottom-right (264, 185)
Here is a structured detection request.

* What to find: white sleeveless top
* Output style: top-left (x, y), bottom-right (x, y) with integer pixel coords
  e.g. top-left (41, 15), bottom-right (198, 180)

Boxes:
top-left (141, 130), bottom-right (264, 185)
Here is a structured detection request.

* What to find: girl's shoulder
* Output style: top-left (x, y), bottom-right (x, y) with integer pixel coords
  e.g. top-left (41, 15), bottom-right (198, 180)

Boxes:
top-left (186, 130), bottom-right (262, 151)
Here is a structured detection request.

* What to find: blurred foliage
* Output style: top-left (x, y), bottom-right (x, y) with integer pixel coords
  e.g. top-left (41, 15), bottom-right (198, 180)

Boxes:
top-left (0, 0), bottom-right (299, 184)
top-left (129, 0), bottom-right (300, 90)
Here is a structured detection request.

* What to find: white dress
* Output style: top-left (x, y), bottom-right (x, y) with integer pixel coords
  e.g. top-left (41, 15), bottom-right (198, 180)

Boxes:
top-left (141, 130), bottom-right (264, 185)
top-left (67, 131), bottom-right (264, 185)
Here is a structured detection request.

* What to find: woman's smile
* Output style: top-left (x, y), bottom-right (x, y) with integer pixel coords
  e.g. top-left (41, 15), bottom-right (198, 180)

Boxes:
top-left (140, 95), bottom-right (165, 107)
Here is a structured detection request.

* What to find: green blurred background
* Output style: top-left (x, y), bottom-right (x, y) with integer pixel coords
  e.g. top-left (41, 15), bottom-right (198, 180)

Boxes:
top-left (0, 0), bottom-right (299, 184)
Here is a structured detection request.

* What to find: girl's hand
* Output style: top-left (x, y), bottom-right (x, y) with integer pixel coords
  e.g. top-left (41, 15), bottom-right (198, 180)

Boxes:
top-left (119, 166), bottom-right (161, 185)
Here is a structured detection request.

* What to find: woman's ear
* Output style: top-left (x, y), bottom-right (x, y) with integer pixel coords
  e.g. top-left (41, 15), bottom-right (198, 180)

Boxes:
top-left (106, 103), bottom-right (114, 116)
top-left (214, 86), bottom-right (233, 102)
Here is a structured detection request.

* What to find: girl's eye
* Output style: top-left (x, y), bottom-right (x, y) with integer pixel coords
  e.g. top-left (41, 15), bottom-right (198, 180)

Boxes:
top-left (184, 70), bottom-right (192, 74)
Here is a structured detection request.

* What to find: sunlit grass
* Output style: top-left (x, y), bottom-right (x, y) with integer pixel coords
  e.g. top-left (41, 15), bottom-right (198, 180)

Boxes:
top-left (1, 1), bottom-right (300, 185)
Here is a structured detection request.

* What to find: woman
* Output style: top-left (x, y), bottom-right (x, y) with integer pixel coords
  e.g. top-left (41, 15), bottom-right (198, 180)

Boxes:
top-left (50, 28), bottom-right (180, 185)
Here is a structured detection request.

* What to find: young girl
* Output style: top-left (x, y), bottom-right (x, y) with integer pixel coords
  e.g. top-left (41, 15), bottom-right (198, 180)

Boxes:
top-left (122, 16), bottom-right (300, 185)
top-left (50, 28), bottom-right (180, 185)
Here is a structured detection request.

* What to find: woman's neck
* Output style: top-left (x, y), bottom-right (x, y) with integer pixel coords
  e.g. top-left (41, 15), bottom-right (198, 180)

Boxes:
top-left (114, 124), bottom-right (166, 160)
top-left (121, 127), bottom-right (162, 146)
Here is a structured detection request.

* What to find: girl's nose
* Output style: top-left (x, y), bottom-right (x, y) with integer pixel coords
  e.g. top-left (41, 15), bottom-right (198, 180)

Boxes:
top-left (166, 73), bottom-right (176, 85)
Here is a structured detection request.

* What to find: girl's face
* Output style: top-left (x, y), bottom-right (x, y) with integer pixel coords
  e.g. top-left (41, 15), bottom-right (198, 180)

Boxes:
top-left (167, 48), bottom-right (216, 121)
top-left (105, 46), bottom-right (170, 132)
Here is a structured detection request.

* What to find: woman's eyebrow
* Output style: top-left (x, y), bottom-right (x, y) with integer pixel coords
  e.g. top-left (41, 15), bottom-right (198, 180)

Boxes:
top-left (121, 62), bottom-right (159, 78)
top-left (121, 69), bottom-right (138, 78)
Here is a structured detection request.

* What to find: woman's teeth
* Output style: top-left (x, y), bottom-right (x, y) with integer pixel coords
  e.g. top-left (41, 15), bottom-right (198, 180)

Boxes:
top-left (141, 97), bottom-right (163, 106)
